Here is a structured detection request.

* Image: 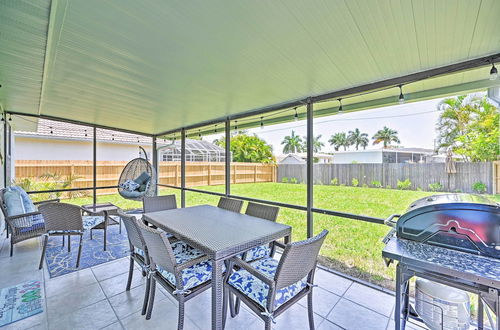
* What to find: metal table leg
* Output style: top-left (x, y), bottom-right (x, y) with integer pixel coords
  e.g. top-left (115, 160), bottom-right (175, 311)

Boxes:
top-left (212, 259), bottom-right (224, 330)
top-left (395, 263), bottom-right (410, 330)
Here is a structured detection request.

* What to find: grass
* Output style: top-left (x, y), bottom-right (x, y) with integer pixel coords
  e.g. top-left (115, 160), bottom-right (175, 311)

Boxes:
top-left (67, 183), bottom-right (499, 289)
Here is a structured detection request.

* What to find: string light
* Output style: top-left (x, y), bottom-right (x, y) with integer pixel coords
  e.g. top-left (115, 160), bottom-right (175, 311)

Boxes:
top-left (234, 120), bottom-right (238, 130)
top-left (49, 126), bottom-right (53, 134)
top-left (112, 134), bottom-right (114, 141)
top-left (338, 98), bottom-right (343, 112)
top-left (8, 114), bottom-right (12, 121)
top-left (398, 85), bottom-right (405, 104)
top-left (1, 114), bottom-right (4, 122)
top-left (260, 116), bottom-right (264, 129)
top-left (294, 107), bottom-right (298, 121)
top-left (84, 129), bottom-right (88, 137)
top-left (490, 60), bottom-right (498, 80)
top-left (214, 124), bottom-right (218, 133)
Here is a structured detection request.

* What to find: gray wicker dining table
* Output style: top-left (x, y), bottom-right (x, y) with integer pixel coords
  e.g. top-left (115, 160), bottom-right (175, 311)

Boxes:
top-left (143, 204), bottom-right (292, 330)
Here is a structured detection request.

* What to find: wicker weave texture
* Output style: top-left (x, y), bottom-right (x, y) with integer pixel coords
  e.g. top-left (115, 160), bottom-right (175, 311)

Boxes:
top-left (245, 202), bottom-right (279, 222)
top-left (143, 195), bottom-right (177, 213)
top-left (38, 202), bottom-right (84, 232)
top-left (217, 197), bottom-right (243, 213)
top-left (137, 220), bottom-right (177, 274)
top-left (118, 211), bottom-right (147, 252)
top-left (274, 229), bottom-right (328, 290)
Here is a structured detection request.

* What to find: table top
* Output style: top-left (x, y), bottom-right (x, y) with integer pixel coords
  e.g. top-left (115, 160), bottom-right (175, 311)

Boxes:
top-left (143, 205), bottom-right (292, 260)
top-left (82, 202), bottom-right (120, 214)
top-left (383, 237), bottom-right (500, 287)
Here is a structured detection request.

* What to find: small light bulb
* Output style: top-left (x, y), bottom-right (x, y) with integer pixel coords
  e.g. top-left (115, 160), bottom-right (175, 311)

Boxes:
top-left (260, 117), bottom-right (264, 129)
top-left (294, 108), bottom-right (298, 122)
top-left (490, 63), bottom-right (498, 81)
top-left (234, 120), bottom-right (238, 130)
top-left (338, 98), bottom-right (343, 112)
top-left (398, 85), bottom-right (405, 104)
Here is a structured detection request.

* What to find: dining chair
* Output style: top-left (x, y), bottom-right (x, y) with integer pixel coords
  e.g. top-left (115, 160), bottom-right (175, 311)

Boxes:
top-left (143, 195), bottom-right (177, 213)
top-left (224, 230), bottom-right (329, 330)
top-left (137, 221), bottom-right (214, 329)
top-left (242, 202), bottom-right (280, 262)
top-left (38, 203), bottom-right (85, 270)
top-left (118, 211), bottom-right (151, 315)
top-left (143, 195), bottom-right (177, 238)
top-left (217, 197), bottom-right (243, 213)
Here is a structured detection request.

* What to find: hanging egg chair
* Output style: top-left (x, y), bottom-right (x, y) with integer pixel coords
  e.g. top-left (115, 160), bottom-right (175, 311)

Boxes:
top-left (118, 146), bottom-right (156, 201)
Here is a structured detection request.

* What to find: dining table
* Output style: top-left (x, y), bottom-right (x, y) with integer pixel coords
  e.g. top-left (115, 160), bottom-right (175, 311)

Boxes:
top-left (143, 204), bottom-right (292, 330)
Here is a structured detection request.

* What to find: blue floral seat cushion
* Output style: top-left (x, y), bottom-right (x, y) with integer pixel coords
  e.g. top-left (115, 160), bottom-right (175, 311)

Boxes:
top-left (18, 214), bottom-right (45, 233)
top-left (228, 257), bottom-right (307, 309)
top-left (155, 241), bottom-right (214, 290)
top-left (82, 215), bottom-right (106, 230)
top-left (241, 245), bottom-right (271, 262)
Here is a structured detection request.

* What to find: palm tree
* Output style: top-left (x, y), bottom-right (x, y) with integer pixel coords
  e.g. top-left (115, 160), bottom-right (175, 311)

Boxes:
top-left (281, 130), bottom-right (304, 153)
top-left (328, 132), bottom-right (351, 151)
top-left (302, 134), bottom-right (325, 153)
top-left (372, 126), bottom-right (400, 148)
top-left (348, 128), bottom-right (369, 150)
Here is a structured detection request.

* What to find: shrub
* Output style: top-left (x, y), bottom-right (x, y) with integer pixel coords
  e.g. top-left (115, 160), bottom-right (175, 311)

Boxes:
top-left (385, 185), bottom-right (391, 189)
top-left (351, 178), bottom-right (359, 187)
top-left (397, 179), bottom-right (412, 190)
top-left (454, 189), bottom-right (462, 193)
top-left (281, 177), bottom-right (289, 183)
top-left (371, 180), bottom-right (382, 188)
top-left (428, 182), bottom-right (443, 192)
top-left (330, 178), bottom-right (338, 185)
top-left (362, 183), bottom-right (368, 188)
top-left (339, 184), bottom-right (346, 187)
top-left (472, 181), bottom-right (487, 194)
top-left (290, 177), bottom-right (298, 184)
top-left (416, 187), bottom-right (422, 191)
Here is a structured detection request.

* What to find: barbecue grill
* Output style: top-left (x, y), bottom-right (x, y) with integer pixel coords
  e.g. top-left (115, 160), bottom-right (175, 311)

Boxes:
top-left (382, 193), bottom-right (500, 330)
top-left (384, 193), bottom-right (500, 258)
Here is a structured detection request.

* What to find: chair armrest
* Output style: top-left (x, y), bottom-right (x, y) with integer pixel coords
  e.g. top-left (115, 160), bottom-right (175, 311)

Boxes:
top-left (175, 254), bottom-right (210, 271)
top-left (5, 211), bottom-right (42, 221)
top-left (230, 257), bottom-right (275, 287)
top-left (34, 198), bottom-right (60, 205)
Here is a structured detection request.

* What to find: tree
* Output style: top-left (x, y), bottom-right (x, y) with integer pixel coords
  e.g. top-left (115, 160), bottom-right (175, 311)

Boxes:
top-left (436, 95), bottom-right (499, 161)
top-left (215, 133), bottom-right (274, 163)
top-left (328, 132), bottom-right (351, 151)
top-left (372, 126), bottom-right (400, 148)
top-left (281, 130), bottom-right (304, 153)
top-left (348, 128), bottom-right (369, 150)
top-left (301, 134), bottom-right (325, 153)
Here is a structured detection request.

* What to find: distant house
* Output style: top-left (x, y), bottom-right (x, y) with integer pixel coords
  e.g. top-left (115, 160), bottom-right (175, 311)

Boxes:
top-left (277, 153), bottom-right (333, 164)
top-left (331, 148), bottom-right (434, 164)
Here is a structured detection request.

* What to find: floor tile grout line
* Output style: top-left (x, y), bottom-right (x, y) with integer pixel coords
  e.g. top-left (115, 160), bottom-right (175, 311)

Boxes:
top-left (93, 272), bottom-right (122, 330)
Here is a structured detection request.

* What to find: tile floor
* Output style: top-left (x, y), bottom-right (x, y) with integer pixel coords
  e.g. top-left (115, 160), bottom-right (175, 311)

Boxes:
top-left (0, 234), bottom-right (402, 330)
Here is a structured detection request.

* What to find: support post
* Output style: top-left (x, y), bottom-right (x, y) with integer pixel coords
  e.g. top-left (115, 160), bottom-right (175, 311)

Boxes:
top-left (3, 114), bottom-right (7, 188)
top-left (181, 128), bottom-right (186, 208)
top-left (306, 99), bottom-right (314, 238)
top-left (152, 136), bottom-right (158, 195)
top-left (225, 118), bottom-right (230, 196)
top-left (93, 126), bottom-right (97, 205)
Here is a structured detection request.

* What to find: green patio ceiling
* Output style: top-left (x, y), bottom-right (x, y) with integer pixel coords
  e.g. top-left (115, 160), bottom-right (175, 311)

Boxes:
top-left (0, 0), bottom-right (499, 135)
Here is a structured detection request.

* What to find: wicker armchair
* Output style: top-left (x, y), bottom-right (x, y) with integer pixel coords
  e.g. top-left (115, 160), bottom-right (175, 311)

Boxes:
top-left (137, 222), bottom-right (212, 329)
top-left (217, 197), bottom-right (243, 213)
top-left (224, 230), bottom-right (328, 330)
top-left (38, 203), bottom-right (85, 270)
top-left (0, 188), bottom-right (59, 257)
top-left (118, 211), bottom-right (151, 316)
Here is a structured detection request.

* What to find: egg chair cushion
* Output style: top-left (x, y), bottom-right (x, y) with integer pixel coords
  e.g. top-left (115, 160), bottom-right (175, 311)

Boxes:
top-left (134, 171), bottom-right (151, 185)
top-left (120, 190), bottom-right (146, 199)
top-left (120, 179), bottom-right (140, 192)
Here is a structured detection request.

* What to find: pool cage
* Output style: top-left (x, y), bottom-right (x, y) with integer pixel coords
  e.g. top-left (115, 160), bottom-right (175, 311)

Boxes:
top-left (159, 139), bottom-right (227, 162)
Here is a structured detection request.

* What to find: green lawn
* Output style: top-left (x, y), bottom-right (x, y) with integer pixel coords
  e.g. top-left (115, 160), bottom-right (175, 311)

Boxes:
top-left (67, 183), bottom-right (499, 289)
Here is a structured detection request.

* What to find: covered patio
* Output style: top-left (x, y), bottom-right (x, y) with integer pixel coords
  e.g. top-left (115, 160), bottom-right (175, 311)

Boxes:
top-left (0, 1), bottom-right (499, 329)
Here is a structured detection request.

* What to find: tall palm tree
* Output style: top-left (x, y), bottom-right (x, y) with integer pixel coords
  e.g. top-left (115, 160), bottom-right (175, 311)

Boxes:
top-left (372, 126), bottom-right (400, 148)
top-left (281, 130), bottom-right (304, 153)
top-left (348, 128), bottom-right (369, 150)
top-left (328, 132), bottom-right (351, 151)
top-left (302, 134), bottom-right (325, 153)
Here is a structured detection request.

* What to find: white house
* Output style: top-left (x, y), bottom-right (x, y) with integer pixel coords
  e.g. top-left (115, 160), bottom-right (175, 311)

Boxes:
top-left (331, 148), bottom-right (434, 164)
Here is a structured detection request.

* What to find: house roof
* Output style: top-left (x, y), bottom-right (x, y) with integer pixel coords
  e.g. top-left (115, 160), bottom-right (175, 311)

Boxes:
top-left (1, 1), bottom-right (499, 135)
top-left (331, 148), bottom-right (435, 155)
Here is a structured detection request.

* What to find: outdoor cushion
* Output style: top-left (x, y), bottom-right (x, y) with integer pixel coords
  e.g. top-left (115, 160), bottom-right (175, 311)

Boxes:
top-left (133, 171), bottom-right (151, 186)
top-left (4, 188), bottom-right (26, 216)
top-left (10, 186), bottom-right (37, 213)
top-left (82, 215), bottom-right (106, 230)
top-left (228, 257), bottom-right (307, 309)
top-left (120, 190), bottom-right (145, 199)
top-left (18, 221), bottom-right (45, 233)
top-left (242, 245), bottom-right (271, 262)
top-left (156, 241), bottom-right (212, 290)
top-left (120, 179), bottom-right (140, 192)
